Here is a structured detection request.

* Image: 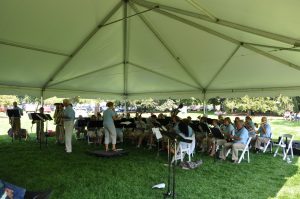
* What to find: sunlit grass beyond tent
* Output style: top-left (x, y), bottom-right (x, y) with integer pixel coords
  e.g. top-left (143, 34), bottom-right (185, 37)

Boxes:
top-left (0, 114), bottom-right (300, 199)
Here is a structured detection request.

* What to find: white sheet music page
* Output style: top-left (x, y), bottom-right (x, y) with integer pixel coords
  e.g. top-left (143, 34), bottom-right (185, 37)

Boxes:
top-left (152, 128), bottom-right (162, 139)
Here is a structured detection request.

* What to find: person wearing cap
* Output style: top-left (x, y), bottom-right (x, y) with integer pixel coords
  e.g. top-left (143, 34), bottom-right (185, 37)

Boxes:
top-left (63, 99), bottom-right (75, 153)
top-left (103, 102), bottom-right (118, 151)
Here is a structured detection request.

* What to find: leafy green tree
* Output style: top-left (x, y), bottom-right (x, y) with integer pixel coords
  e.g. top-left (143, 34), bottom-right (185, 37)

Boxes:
top-left (0, 95), bottom-right (19, 106)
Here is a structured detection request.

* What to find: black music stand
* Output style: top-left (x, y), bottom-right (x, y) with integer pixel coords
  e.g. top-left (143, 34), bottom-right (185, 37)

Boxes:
top-left (87, 120), bottom-right (103, 144)
top-left (76, 118), bottom-right (88, 140)
top-left (7, 109), bottom-right (21, 142)
top-left (29, 113), bottom-right (45, 149)
top-left (162, 131), bottom-right (182, 199)
top-left (44, 114), bottom-right (53, 146)
top-left (210, 128), bottom-right (224, 162)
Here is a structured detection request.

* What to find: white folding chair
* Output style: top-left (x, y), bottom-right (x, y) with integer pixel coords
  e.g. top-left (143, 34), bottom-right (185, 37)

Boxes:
top-left (273, 134), bottom-right (294, 160)
top-left (226, 137), bottom-right (252, 164)
top-left (261, 133), bottom-right (273, 153)
top-left (172, 134), bottom-right (195, 163)
top-left (237, 137), bottom-right (252, 163)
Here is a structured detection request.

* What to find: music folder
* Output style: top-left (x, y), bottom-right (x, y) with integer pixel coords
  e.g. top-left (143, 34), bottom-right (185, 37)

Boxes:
top-left (210, 127), bottom-right (224, 139)
top-left (28, 113), bottom-right (45, 121)
top-left (7, 109), bottom-right (21, 118)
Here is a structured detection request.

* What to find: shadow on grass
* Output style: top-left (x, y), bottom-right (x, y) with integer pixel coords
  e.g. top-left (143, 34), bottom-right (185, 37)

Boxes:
top-left (0, 134), bottom-right (299, 199)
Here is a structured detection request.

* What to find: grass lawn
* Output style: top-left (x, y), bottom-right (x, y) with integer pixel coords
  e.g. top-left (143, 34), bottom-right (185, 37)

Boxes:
top-left (0, 113), bottom-right (300, 198)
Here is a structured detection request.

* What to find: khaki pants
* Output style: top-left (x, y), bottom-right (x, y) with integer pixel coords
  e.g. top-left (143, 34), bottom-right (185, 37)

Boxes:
top-left (64, 121), bottom-right (74, 153)
top-left (104, 124), bottom-right (117, 145)
top-left (219, 142), bottom-right (246, 161)
top-left (255, 137), bottom-right (270, 149)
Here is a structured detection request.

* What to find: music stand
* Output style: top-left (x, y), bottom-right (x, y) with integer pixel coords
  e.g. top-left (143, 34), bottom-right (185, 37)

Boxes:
top-left (210, 127), bottom-right (224, 162)
top-left (76, 118), bottom-right (88, 140)
top-left (7, 109), bottom-right (21, 142)
top-left (28, 113), bottom-right (45, 149)
top-left (161, 131), bottom-right (179, 199)
top-left (87, 120), bottom-right (103, 144)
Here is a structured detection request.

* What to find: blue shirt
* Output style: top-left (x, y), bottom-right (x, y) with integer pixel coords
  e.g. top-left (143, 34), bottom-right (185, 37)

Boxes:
top-left (222, 123), bottom-right (235, 136)
top-left (63, 105), bottom-right (75, 121)
top-left (258, 123), bottom-right (271, 138)
top-left (0, 179), bottom-right (26, 199)
top-left (103, 108), bottom-right (116, 126)
top-left (234, 127), bottom-right (249, 145)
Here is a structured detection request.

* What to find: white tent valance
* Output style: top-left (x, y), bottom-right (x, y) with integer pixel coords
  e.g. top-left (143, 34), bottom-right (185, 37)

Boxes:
top-left (1, 0), bottom-right (300, 99)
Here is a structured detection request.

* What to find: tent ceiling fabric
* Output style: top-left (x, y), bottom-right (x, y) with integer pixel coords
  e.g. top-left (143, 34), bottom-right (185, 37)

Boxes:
top-left (0, 0), bottom-right (300, 99)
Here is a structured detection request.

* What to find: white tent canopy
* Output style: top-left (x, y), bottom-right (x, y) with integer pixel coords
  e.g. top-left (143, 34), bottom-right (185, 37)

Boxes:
top-left (1, 0), bottom-right (300, 99)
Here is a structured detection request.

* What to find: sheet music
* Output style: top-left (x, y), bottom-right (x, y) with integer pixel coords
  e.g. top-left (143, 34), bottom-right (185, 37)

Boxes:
top-left (152, 128), bottom-right (162, 140)
top-left (120, 121), bottom-right (131, 125)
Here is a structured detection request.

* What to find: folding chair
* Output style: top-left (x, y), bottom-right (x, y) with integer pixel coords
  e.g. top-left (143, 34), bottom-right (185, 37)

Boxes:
top-left (273, 134), bottom-right (294, 160)
top-left (172, 134), bottom-right (195, 163)
top-left (226, 137), bottom-right (252, 164)
top-left (261, 133), bottom-right (273, 153)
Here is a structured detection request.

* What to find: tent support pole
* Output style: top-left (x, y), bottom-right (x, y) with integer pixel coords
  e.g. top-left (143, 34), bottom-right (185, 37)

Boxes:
top-left (129, 2), bottom-right (203, 89)
top-left (203, 89), bottom-right (207, 115)
top-left (123, 0), bottom-right (129, 96)
top-left (42, 1), bottom-right (123, 90)
top-left (41, 90), bottom-right (44, 107)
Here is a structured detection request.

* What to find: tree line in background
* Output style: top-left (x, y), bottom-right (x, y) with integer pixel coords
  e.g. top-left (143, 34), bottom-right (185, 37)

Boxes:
top-left (0, 95), bottom-right (299, 116)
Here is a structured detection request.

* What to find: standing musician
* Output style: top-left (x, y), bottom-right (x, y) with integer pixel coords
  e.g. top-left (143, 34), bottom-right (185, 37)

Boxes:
top-left (9, 102), bottom-right (23, 139)
top-left (53, 103), bottom-right (64, 144)
top-left (63, 99), bottom-right (75, 153)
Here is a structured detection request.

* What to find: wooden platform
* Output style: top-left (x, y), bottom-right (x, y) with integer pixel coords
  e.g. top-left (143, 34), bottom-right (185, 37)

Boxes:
top-left (87, 149), bottom-right (128, 158)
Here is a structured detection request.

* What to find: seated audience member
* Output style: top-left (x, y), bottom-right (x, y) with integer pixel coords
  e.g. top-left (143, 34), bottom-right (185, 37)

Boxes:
top-left (74, 115), bottom-right (87, 139)
top-left (254, 116), bottom-right (272, 152)
top-left (219, 120), bottom-right (249, 163)
top-left (210, 117), bottom-right (235, 156)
